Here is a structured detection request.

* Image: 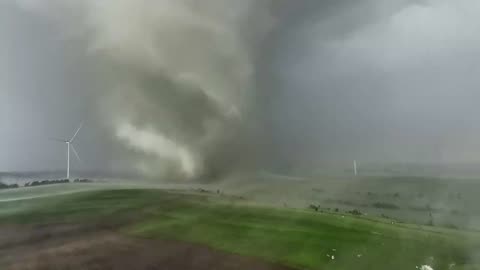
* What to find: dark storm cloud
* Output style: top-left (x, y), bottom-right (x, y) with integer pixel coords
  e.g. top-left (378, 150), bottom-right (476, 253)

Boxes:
top-left (262, 0), bottom-right (480, 172)
top-left (2, 0), bottom-right (480, 178)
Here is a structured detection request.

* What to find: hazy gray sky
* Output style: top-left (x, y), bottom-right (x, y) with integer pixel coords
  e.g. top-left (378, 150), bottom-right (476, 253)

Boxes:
top-left (2, 0), bottom-right (480, 177)
top-left (263, 0), bottom-right (480, 171)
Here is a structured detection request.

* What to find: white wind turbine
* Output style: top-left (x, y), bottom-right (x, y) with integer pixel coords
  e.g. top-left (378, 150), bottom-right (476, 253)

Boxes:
top-left (50, 123), bottom-right (83, 180)
top-left (353, 160), bottom-right (358, 176)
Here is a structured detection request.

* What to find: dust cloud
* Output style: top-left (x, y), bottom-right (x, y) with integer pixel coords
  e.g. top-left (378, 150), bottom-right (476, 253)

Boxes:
top-left (15, 0), bottom-right (278, 180)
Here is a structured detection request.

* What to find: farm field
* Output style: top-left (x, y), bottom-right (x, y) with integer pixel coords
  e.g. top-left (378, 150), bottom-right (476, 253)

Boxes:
top-left (0, 186), bottom-right (479, 270)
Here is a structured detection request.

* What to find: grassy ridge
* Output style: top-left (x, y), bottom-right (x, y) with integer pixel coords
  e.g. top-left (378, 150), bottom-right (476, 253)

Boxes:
top-left (0, 189), bottom-right (479, 270)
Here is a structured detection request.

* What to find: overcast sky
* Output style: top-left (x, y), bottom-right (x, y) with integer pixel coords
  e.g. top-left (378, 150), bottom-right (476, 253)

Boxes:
top-left (2, 0), bottom-right (480, 176)
top-left (264, 0), bottom-right (480, 170)
top-left (1, 2), bottom-right (115, 172)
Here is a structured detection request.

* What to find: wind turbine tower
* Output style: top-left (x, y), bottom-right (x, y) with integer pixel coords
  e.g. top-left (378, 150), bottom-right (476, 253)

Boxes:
top-left (50, 123), bottom-right (83, 180)
top-left (354, 160), bottom-right (358, 176)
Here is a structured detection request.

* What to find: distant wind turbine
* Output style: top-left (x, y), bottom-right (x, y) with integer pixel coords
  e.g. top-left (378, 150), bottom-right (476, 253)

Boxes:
top-left (353, 160), bottom-right (358, 176)
top-left (49, 122), bottom-right (83, 180)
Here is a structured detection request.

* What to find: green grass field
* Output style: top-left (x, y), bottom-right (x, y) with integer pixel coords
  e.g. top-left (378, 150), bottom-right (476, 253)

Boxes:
top-left (0, 188), bottom-right (479, 270)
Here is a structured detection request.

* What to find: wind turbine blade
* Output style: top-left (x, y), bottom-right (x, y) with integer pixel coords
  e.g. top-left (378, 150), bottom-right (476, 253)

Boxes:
top-left (70, 144), bottom-right (82, 164)
top-left (70, 122), bottom-right (83, 143)
top-left (48, 137), bottom-right (67, 142)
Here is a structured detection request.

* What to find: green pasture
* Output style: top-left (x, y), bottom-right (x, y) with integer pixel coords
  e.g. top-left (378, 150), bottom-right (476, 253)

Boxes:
top-left (0, 188), bottom-right (478, 270)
